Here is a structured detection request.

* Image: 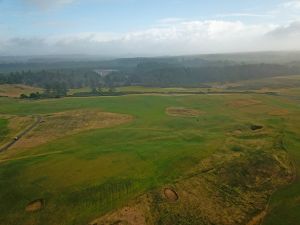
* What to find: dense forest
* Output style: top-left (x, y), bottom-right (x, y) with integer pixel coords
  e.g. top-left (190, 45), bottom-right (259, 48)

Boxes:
top-left (1, 52), bottom-right (300, 94)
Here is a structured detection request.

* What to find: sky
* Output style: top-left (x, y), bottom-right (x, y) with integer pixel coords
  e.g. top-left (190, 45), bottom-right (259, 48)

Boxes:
top-left (0, 0), bottom-right (300, 56)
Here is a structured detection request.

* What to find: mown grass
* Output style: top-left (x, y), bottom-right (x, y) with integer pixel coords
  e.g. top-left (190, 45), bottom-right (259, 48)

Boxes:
top-left (0, 93), bottom-right (299, 225)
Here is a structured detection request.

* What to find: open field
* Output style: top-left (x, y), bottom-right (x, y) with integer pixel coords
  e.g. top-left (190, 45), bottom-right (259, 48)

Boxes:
top-left (225, 75), bottom-right (300, 94)
top-left (1, 1), bottom-right (300, 223)
top-left (0, 84), bottom-right (299, 225)
top-left (68, 75), bottom-right (300, 97)
top-left (10, 109), bottom-right (133, 151)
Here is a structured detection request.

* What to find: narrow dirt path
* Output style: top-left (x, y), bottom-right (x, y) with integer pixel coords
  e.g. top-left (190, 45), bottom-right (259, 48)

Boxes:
top-left (0, 115), bottom-right (41, 153)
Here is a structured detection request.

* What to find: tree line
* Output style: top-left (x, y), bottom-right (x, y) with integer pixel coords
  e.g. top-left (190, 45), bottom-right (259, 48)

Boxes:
top-left (103, 62), bottom-right (300, 87)
top-left (1, 61), bottom-right (300, 99)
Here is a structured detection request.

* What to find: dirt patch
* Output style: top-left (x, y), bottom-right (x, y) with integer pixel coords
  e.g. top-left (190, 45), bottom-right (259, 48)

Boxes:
top-left (163, 188), bottom-right (179, 202)
top-left (250, 125), bottom-right (263, 131)
top-left (228, 99), bottom-right (262, 108)
top-left (25, 199), bottom-right (44, 212)
top-left (12, 109), bottom-right (133, 149)
top-left (166, 107), bottom-right (204, 117)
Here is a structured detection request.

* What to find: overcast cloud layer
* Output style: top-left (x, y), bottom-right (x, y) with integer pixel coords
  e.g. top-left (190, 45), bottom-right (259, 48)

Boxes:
top-left (1, 0), bottom-right (300, 56)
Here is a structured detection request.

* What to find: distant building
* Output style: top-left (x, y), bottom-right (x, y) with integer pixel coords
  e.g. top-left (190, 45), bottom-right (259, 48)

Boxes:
top-left (94, 69), bottom-right (118, 77)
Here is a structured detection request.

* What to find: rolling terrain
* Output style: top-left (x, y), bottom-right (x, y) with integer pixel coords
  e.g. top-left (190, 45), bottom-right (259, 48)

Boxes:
top-left (0, 76), bottom-right (299, 225)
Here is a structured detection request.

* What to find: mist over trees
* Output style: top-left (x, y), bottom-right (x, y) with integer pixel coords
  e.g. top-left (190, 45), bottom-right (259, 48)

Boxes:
top-left (1, 53), bottom-right (300, 92)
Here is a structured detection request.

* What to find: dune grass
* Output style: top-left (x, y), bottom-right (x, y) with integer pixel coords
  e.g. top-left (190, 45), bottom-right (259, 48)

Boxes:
top-left (0, 118), bottom-right (9, 143)
top-left (0, 84), bottom-right (42, 98)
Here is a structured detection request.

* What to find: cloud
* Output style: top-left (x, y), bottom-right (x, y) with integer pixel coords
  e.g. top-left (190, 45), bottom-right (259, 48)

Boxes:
top-left (270, 0), bottom-right (300, 20)
top-left (267, 21), bottom-right (300, 38)
top-left (0, 20), bottom-right (277, 56)
top-left (281, 0), bottom-right (300, 9)
top-left (24, 0), bottom-right (76, 9)
top-left (0, 19), bottom-right (299, 56)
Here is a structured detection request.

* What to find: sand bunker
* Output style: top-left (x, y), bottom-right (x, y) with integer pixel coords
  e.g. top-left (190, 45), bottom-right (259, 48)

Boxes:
top-left (250, 125), bottom-right (263, 131)
top-left (166, 107), bottom-right (203, 117)
top-left (25, 199), bottom-right (44, 212)
top-left (163, 188), bottom-right (179, 202)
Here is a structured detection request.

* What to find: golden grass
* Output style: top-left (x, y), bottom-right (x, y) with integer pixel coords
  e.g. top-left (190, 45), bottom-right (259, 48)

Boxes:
top-left (12, 109), bottom-right (133, 150)
top-left (268, 109), bottom-right (289, 116)
top-left (227, 99), bottom-right (262, 108)
top-left (0, 84), bottom-right (42, 97)
top-left (166, 107), bottom-right (204, 117)
top-left (0, 114), bottom-right (34, 146)
top-left (89, 195), bottom-right (152, 225)
top-left (91, 146), bottom-right (293, 225)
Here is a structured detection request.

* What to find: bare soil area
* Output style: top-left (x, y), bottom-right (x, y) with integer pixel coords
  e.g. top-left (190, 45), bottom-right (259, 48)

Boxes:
top-left (163, 188), bottom-right (179, 202)
top-left (25, 199), bottom-right (44, 212)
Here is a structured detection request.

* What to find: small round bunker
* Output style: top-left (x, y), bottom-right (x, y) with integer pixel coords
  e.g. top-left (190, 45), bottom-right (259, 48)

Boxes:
top-left (25, 199), bottom-right (45, 212)
top-left (164, 188), bottom-right (179, 202)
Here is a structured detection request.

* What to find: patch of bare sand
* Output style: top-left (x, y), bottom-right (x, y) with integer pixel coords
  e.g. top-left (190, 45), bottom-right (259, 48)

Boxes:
top-left (166, 107), bottom-right (204, 117)
top-left (163, 188), bottom-right (178, 202)
top-left (25, 199), bottom-right (44, 212)
top-left (12, 109), bottom-right (133, 149)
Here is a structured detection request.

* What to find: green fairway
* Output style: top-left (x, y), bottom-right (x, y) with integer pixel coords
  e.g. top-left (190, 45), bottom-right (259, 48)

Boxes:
top-left (0, 93), bottom-right (299, 225)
